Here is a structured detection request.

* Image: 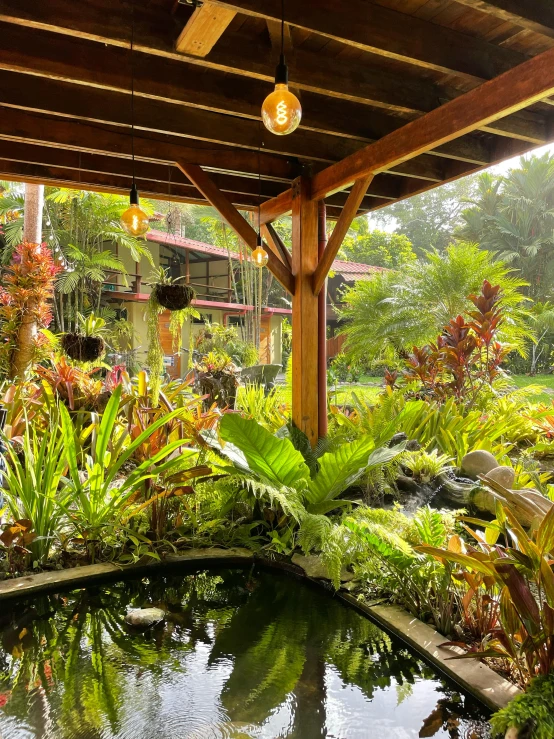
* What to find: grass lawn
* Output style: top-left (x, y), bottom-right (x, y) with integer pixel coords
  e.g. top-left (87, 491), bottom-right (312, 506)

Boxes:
top-left (508, 374), bottom-right (554, 404)
top-left (275, 375), bottom-right (554, 407)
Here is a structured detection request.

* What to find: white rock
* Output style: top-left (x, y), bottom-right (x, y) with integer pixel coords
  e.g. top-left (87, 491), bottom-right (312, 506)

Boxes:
top-left (461, 450), bottom-right (498, 478)
top-left (124, 607), bottom-right (165, 628)
top-left (484, 465), bottom-right (516, 489)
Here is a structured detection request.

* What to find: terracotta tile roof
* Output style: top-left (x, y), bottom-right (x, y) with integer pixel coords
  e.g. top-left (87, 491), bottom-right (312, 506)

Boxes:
top-left (147, 229), bottom-right (386, 279)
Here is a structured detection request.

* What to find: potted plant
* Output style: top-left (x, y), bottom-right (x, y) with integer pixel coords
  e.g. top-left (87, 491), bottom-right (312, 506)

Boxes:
top-left (146, 267), bottom-right (198, 405)
top-left (150, 266), bottom-right (195, 311)
top-left (61, 313), bottom-right (107, 362)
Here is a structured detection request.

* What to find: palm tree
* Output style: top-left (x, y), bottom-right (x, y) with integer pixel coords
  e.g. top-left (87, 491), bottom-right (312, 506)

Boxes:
top-left (458, 154), bottom-right (554, 300)
top-left (529, 301), bottom-right (554, 375)
top-left (339, 241), bottom-right (531, 365)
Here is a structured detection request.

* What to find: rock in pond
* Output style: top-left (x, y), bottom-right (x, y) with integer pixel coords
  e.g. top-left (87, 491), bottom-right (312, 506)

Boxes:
top-left (461, 450), bottom-right (498, 478)
top-left (484, 465), bottom-right (515, 489)
top-left (125, 607), bottom-right (165, 628)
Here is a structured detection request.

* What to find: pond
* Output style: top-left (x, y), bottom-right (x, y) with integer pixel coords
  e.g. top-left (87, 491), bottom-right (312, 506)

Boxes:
top-left (0, 567), bottom-right (490, 739)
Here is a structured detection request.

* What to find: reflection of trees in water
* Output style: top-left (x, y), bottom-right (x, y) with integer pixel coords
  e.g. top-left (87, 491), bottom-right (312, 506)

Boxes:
top-left (0, 569), bottom-right (487, 738)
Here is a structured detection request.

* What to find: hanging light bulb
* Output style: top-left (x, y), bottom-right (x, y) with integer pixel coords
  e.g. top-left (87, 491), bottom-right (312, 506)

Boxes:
top-left (121, 183), bottom-right (149, 236)
top-left (261, 1), bottom-right (301, 136)
top-left (262, 54), bottom-right (302, 136)
top-left (252, 232), bottom-right (268, 268)
top-left (120, 2), bottom-right (149, 238)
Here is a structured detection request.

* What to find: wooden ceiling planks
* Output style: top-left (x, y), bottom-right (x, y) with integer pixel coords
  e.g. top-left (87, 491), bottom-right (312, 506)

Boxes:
top-left (0, 0), bottom-right (553, 218)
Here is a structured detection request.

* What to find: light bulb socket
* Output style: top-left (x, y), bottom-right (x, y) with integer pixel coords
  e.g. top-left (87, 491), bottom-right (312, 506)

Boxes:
top-left (257, 232), bottom-right (263, 248)
top-left (275, 53), bottom-right (288, 85)
top-left (129, 183), bottom-right (140, 206)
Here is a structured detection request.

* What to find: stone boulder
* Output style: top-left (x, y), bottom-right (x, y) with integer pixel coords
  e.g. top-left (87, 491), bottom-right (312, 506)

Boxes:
top-left (125, 607), bottom-right (165, 629)
top-left (292, 554), bottom-right (355, 583)
top-left (461, 450), bottom-right (498, 479)
top-left (484, 466), bottom-right (516, 489)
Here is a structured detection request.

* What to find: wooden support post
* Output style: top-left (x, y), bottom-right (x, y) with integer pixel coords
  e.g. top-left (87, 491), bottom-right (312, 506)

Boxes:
top-left (292, 176), bottom-right (319, 447)
top-left (318, 201), bottom-right (328, 439)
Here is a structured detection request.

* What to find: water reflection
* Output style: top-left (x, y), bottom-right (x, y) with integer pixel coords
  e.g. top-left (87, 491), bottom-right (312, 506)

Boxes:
top-left (0, 568), bottom-right (490, 738)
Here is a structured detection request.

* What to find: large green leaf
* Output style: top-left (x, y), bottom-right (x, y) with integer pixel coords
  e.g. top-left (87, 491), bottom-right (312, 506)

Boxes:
top-left (305, 440), bottom-right (404, 508)
top-left (219, 414), bottom-right (310, 487)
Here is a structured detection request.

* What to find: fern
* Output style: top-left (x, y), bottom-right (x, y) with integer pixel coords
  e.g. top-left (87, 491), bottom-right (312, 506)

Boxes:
top-left (297, 513), bottom-right (348, 589)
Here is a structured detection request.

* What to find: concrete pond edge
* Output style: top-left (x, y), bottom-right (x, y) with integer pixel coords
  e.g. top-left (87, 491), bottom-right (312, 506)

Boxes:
top-left (0, 547), bottom-right (520, 713)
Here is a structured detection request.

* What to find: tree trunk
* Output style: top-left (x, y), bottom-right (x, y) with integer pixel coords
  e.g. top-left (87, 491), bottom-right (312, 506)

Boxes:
top-left (9, 184), bottom-right (44, 380)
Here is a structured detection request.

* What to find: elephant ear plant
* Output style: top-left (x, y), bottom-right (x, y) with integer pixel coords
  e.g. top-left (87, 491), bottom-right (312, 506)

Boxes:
top-left (207, 413), bottom-right (404, 568)
top-left (146, 266), bottom-right (197, 405)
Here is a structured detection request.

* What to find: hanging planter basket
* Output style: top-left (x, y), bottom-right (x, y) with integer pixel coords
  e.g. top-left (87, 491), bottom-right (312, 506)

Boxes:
top-left (152, 284), bottom-right (195, 312)
top-left (61, 333), bottom-right (105, 362)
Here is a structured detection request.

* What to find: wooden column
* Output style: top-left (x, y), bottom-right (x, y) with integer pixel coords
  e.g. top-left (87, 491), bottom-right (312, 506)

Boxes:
top-left (292, 176), bottom-right (319, 446)
top-left (317, 201), bottom-right (328, 439)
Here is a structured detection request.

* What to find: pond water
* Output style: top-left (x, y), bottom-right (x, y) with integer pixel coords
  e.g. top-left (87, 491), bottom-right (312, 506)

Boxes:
top-left (0, 567), bottom-right (491, 739)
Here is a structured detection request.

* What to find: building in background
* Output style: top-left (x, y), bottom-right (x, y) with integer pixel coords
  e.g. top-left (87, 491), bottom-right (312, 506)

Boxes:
top-left (103, 229), bottom-right (383, 376)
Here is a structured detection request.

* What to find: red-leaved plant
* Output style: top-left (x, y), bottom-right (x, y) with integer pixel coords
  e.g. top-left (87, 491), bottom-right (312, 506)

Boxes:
top-left (0, 242), bottom-right (59, 378)
top-left (403, 280), bottom-right (509, 406)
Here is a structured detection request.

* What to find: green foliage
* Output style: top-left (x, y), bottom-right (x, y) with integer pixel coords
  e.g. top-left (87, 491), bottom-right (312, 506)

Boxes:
top-left (235, 383), bottom-right (289, 432)
top-left (491, 673), bottom-right (554, 739)
top-left (195, 322), bottom-right (259, 368)
top-left (1, 407), bottom-right (69, 564)
top-left (340, 241), bottom-right (531, 364)
top-left (339, 222), bottom-right (417, 268)
top-left (459, 154), bottom-right (554, 301)
top-left (401, 448), bottom-right (453, 483)
top-left (60, 384), bottom-right (194, 558)
top-left (419, 503), bottom-right (554, 684)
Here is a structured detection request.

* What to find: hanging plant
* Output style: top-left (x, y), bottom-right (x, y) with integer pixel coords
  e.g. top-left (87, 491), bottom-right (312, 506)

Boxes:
top-left (61, 313), bottom-right (107, 362)
top-left (146, 267), bottom-right (197, 405)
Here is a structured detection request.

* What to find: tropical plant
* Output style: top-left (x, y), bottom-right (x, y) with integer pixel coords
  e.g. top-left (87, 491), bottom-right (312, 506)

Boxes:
top-left (0, 241), bottom-right (59, 379)
top-left (490, 672), bottom-right (554, 739)
top-left (235, 383), bottom-right (289, 432)
top-left (401, 449), bottom-right (453, 483)
top-left (0, 409), bottom-right (69, 564)
top-left (146, 266), bottom-right (198, 405)
top-left (59, 384), bottom-right (196, 559)
top-left (339, 222), bottom-right (417, 268)
top-left (459, 154), bottom-right (554, 301)
top-left (403, 280), bottom-right (510, 406)
top-left (344, 506), bottom-right (460, 635)
top-left (195, 322), bottom-right (259, 368)
top-left (419, 503), bottom-right (554, 685)
top-left (339, 241), bottom-right (531, 365)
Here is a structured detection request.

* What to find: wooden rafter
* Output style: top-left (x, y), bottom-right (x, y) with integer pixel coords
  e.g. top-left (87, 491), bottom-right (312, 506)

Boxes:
top-left (313, 176), bottom-right (374, 296)
top-left (0, 28), bottom-right (513, 171)
top-left (454, 0), bottom-right (554, 39)
top-left (311, 45), bottom-right (554, 200)
top-left (176, 2), bottom-right (236, 57)
top-left (177, 163), bottom-right (295, 295)
top-left (212, 0), bottom-right (526, 81)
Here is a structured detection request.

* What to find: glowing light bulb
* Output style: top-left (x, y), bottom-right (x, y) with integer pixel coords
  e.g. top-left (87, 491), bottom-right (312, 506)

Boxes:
top-left (121, 184), bottom-right (149, 237)
top-left (261, 55), bottom-right (302, 136)
top-left (252, 236), bottom-right (269, 267)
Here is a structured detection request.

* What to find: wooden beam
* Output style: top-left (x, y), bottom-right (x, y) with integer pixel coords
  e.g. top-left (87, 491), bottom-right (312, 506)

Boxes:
top-left (454, 0), bottom-right (554, 40)
top-left (311, 45), bottom-right (554, 200)
top-left (0, 106), bottom-right (297, 182)
top-left (176, 2), bottom-right (236, 57)
top-left (0, 27), bottom-right (508, 169)
top-left (0, 157), bottom-right (275, 210)
top-left (259, 188), bottom-right (293, 225)
top-left (313, 176), bottom-right (373, 296)
top-left (212, 0), bottom-right (525, 81)
top-left (0, 0), bottom-right (547, 142)
top-left (291, 176), bottom-right (319, 446)
top-left (177, 163), bottom-right (295, 295)
top-left (261, 223), bottom-right (292, 271)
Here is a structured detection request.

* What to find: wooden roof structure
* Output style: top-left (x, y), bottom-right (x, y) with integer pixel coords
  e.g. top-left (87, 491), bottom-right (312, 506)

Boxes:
top-left (2, 0), bottom-right (554, 441)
